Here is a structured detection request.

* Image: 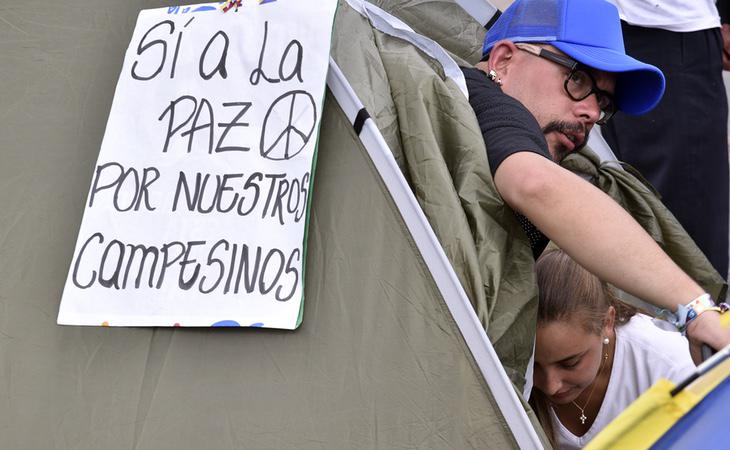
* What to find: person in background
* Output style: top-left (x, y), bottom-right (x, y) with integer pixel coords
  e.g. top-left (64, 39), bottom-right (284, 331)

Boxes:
top-left (601, 0), bottom-right (730, 279)
top-left (462, 0), bottom-right (730, 363)
top-left (530, 249), bottom-right (697, 449)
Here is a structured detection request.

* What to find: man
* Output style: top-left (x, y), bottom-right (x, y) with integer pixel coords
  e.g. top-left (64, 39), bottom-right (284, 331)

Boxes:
top-left (464, 0), bottom-right (730, 359)
top-left (601, 0), bottom-right (729, 279)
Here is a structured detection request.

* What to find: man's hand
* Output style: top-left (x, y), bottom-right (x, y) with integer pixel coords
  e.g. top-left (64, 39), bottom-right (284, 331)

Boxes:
top-left (686, 311), bottom-right (730, 364)
top-left (721, 24), bottom-right (730, 71)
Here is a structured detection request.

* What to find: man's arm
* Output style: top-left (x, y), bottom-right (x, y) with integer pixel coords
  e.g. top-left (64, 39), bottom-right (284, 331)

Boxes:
top-left (494, 151), bottom-right (730, 353)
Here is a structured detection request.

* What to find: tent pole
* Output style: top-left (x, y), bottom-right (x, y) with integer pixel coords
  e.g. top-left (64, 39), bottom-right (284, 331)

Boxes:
top-left (327, 58), bottom-right (544, 450)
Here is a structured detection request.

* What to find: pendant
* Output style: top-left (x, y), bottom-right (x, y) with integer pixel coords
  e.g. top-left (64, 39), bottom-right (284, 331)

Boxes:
top-left (579, 413), bottom-right (587, 425)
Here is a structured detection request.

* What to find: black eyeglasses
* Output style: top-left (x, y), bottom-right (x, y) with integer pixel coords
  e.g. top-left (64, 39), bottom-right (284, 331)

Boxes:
top-left (514, 43), bottom-right (616, 125)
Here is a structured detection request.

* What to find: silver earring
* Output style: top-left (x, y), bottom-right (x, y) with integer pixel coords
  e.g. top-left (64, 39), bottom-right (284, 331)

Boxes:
top-left (603, 337), bottom-right (609, 345)
top-left (487, 69), bottom-right (503, 86)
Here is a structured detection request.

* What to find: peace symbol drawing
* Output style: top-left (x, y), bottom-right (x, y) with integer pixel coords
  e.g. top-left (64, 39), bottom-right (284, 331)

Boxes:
top-left (259, 90), bottom-right (316, 161)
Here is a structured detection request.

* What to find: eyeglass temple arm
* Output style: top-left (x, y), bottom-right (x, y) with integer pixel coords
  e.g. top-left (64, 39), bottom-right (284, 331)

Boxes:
top-left (514, 43), bottom-right (579, 71)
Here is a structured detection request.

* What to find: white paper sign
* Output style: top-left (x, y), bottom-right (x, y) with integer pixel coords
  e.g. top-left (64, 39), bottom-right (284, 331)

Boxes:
top-left (58, 0), bottom-right (337, 329)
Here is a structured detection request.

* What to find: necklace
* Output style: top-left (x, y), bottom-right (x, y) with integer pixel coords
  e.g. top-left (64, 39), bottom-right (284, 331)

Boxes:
top-left (571, 344), bottom-right (609, 425)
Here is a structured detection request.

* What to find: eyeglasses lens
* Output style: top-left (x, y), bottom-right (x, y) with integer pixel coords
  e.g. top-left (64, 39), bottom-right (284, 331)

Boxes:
top-left (565, 70), bottom-right (615, 124)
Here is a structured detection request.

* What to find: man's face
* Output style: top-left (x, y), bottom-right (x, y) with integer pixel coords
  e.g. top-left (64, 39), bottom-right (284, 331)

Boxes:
top-left (498, 43), bottom-right (616, 161)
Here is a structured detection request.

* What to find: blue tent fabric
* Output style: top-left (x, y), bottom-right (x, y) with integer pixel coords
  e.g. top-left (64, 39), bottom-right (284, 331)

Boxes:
top-left (651, 375), bottom-right (730, 450)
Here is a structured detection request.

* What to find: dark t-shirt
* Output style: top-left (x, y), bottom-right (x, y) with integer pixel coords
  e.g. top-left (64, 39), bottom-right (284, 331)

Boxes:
top-left (461, 67), bottom-right (550, 173)
top-left (461, 66), bottom-right (551, 257)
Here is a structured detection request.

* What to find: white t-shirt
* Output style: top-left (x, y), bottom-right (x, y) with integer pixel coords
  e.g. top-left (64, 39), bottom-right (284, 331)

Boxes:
top-left (607, 0), bottom-right (720, 32)
top-left (550, 314), bottom-right (696, 450)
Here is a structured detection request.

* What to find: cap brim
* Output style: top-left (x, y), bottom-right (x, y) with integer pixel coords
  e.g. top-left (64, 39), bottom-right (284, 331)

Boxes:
top-left (552, 41), bottom-right (665, 115)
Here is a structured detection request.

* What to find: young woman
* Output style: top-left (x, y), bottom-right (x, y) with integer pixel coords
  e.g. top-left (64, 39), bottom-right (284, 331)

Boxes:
top-left (531, 249), bottom-right (696, 449)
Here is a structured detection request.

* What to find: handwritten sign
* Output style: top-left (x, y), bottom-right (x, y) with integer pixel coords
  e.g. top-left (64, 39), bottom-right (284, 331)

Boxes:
top-left (58, 0), bottom-right (337, 329)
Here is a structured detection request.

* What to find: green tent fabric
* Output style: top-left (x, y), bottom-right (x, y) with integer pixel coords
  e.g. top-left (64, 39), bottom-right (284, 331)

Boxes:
top-left (0, 0), bottom-right (546, 448)
top-left (561, 149), bottom-right (727, 302)
top-left (369, 0), bottom-right (487, 66)
top-left (3, 0), bottom-right (723, 447)
top-left (331, 0), bottom-right (538, 388)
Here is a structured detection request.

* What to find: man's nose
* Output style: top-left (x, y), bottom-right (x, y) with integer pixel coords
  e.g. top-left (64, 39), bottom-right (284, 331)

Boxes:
top-left (575, 92), bottom-right (602, 124)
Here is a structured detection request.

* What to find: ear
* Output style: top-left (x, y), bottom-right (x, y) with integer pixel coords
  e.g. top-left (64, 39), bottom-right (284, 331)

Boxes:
top-left (487, 40), bottom-right (519, 76)
top-left (602, 306), bottom-right (616, 338)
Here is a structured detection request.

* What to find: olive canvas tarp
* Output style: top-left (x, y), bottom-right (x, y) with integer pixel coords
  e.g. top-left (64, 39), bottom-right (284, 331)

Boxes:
top-left (1, 0), bottom-right (725, 448)
top-left (0, 0), bottom-right (543, 448)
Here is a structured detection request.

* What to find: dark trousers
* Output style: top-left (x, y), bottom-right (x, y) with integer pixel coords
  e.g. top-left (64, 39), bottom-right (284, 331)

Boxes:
top-left (602, 23), bottom-right (729, 278)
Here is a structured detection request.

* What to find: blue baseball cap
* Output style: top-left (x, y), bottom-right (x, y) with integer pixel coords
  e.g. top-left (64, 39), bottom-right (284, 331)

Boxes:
top-left (483, 0), bottom-right (665, 115)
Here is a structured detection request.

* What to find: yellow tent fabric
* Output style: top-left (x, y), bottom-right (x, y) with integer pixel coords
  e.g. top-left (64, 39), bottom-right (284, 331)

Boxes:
top-left (586, 355), bottom-right (730, 450)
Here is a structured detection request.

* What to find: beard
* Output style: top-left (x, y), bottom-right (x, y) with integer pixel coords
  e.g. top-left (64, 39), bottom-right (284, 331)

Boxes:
top-left (542, 120), bottom-right (587, 162)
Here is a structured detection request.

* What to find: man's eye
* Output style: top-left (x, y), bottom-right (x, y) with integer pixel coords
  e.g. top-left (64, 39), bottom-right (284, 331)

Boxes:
top-left (569, 72), bottom-right (588, 86)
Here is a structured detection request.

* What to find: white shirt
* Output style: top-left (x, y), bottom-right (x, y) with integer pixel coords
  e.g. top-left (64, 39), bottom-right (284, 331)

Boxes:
top-left (607, 0), bottom-right (720, 32)
top-left (550, 314), bottom-right (696, 450)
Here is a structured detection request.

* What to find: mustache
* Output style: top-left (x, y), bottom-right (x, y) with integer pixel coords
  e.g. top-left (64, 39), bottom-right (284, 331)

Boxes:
top-left (541, 121), bottom-right (586, 142)
top-left (541, 120), bottom-right (587, 160)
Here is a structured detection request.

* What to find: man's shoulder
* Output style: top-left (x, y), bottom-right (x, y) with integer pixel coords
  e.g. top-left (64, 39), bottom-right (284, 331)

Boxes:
top-left (460, 67), bottom-right (520, 114)
top-left (461, 67), bottom-right (493, 91)
top-left (460, 66), bottom-right (486, 81)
